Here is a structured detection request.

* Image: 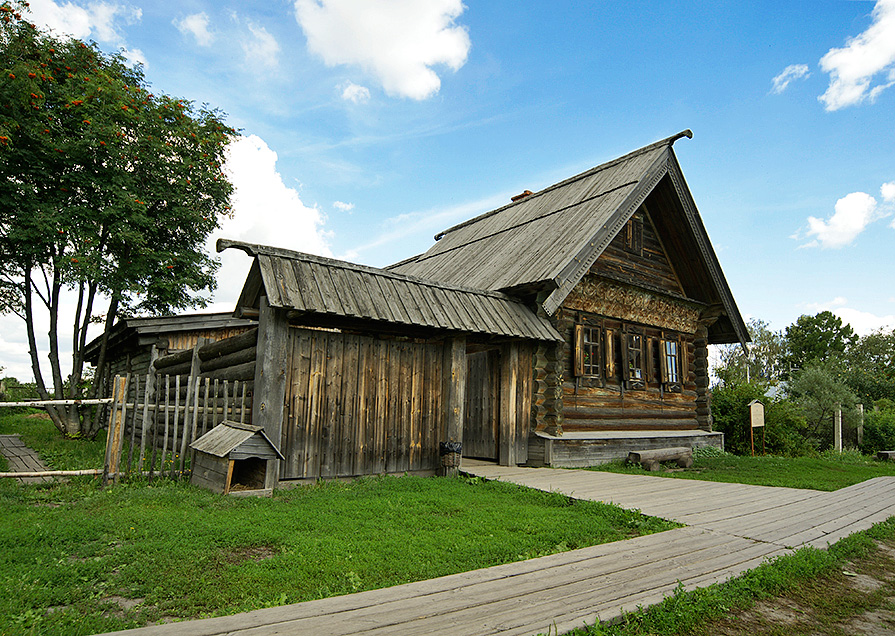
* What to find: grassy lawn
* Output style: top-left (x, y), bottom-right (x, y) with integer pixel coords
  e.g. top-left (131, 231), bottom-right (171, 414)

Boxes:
top-left (588, 449), bottom-right (895, 491)
top-left (0, 413), bottom-right (677, 636)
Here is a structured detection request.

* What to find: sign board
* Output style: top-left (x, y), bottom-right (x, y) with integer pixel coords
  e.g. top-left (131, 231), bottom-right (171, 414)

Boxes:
top-left (749, 400), bottom-right (765, 428)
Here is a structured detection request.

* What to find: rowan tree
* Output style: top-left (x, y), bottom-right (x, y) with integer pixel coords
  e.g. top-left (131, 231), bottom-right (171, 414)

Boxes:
top-left (0, 1), bottom-right (236, 437)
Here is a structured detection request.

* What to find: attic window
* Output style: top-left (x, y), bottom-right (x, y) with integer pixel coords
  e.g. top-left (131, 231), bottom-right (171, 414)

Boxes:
top-left (624, 217), bottom-right (642, 255)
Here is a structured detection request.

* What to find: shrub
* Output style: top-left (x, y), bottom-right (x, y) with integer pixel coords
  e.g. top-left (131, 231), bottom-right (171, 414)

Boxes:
top-left (859, 402), bottom-right (895, 455)
top-left (710, 383), bottom-right (810, 456)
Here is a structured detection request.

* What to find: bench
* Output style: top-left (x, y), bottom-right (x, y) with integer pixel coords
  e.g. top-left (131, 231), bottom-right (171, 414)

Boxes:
top-left (878, 451), bottom-right (895, 461)
top-left (627, 446), bottom-right (693, 471)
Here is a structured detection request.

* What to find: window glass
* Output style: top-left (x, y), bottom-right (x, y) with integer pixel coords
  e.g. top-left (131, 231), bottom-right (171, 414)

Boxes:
top-left (664, 340), bottom-right (679, 384)
top-left (627, 333), bottom-right (643, 381)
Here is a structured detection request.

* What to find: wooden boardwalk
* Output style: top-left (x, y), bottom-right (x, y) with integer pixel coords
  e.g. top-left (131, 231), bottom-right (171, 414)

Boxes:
top-left (0, 434), bottom-right (54, 483)
top-left (97, 462), bottom-right (895, 636)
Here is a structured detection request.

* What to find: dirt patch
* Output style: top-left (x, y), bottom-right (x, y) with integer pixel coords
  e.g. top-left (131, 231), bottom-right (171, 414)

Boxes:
top-left (696, 538), bottom-right (895, 636)
top-left (101, 596), bottom-right (145, 619)
top-left (221, 545), bottom-right (278, 565)
top-left (26, 412), bottom-right (51, 420)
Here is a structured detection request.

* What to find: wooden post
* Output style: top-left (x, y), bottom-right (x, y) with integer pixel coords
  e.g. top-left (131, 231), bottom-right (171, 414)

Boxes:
top-left (252, 296), bottom-right (289, 489)
top-left (101, 375), bottom-right (126, 486)
top-left (834, 407), bottom-right (842, 452)
top-left (499, 343), bottom-right (519, 467)
top-left (442, 336), bottom-right (466, 444)
top-left (857, 404), bottom-right (864, 448)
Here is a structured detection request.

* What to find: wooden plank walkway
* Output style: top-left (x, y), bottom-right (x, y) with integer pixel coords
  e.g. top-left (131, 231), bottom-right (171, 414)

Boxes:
top-left (96, 461), bottom-right (895, 636)
top-left (0, 434), bottom-right (54, 483)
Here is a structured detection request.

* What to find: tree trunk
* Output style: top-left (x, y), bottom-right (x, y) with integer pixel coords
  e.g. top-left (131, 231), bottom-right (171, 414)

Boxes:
top-left (23, 270), bottom-right (66, 435)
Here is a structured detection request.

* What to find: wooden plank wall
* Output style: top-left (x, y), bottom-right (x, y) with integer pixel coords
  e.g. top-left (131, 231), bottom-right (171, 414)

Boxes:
top-left (463, 350), bottom-right (499, 460)
top-left (281, 327), bottom-right (446, 480)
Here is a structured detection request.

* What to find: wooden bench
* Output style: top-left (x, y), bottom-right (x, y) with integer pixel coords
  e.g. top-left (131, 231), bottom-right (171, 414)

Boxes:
top-left (627, 446), bottom-right (693, 471)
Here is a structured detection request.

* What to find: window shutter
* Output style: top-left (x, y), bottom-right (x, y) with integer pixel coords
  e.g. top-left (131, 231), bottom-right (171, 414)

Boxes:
top-left (659, 339), bottom-right (668, 383)
top-left (574, 324), bottom-right (584, 377)
top-left (605, 329), bottom-right (615, 378)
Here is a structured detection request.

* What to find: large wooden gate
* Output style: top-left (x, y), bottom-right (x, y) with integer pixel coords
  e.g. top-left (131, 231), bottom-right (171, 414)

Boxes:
top-left (281, 327), bottom-right (446, 480)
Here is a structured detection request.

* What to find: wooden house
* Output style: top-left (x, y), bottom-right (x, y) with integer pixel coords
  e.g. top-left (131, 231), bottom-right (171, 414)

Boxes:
top-left (389, 130), bottom-right (749, 466)
top-left (214, 130), bottom-right (748, 482)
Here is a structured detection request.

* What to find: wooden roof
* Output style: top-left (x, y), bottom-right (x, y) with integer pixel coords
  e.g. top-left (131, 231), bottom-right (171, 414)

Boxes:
top-left (83, 312), bottom-right (256, 362)
top-left (389, 131), bottom-right (749, 345)
top-left (190, 420), bottom-right (285, 459)
top-left (218, 240), bottom-right (562, 342)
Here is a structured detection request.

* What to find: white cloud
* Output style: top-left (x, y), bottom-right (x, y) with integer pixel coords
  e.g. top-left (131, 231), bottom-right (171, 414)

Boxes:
top-left (333, 201), bottom-right (355, 212)
top-left (341, 82), bottom-right (371, 104)
top-left (882, 181), bottom-right (895, 203)
top-left (802, 191), bottom-right (880, 248)
top-left (294, 0), bottom-right (471, 100)
top-left (242, 22), bottom-right (280, 68)
top-left (835, 307), bottom-right (895, 335)
top-left (802, 298), bottom-right (894, 336)
top-left (771, 64), bottom-right (810, 94)
top-left (819, 0), bottom-right (895, 110)
top-left (27, 0), bottom-right (141, 46)
top-left (210, 135), bottom-right (331, 309)
top-left (174, 12), bottom-right (214, 47)
top-left (121, 47), bottom-right (146, 67)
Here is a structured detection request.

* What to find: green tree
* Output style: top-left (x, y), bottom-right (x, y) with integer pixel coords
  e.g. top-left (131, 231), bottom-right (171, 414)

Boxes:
top-left (788, 357), bottom-right (857, 449)
top-left (713, 318), bottom-right (785, 388)
top-left (0, 2), bottom-right (235, 437)
top-left (845, 329), bottom-right (895, 405)
top-left (782, 311), bottom-right (855, 374)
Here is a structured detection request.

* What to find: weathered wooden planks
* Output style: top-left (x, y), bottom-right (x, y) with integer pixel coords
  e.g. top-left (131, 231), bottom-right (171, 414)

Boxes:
top-left (279, 327), bottom-right (452, 480)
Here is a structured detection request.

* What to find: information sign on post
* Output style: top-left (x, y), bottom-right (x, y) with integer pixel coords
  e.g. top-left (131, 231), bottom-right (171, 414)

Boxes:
top-left (749, 400), bottom-right (765, 456)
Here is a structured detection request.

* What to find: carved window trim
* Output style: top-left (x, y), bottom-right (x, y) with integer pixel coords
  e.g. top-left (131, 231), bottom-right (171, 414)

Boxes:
top-left (573, 324), bottom-right (601, 378)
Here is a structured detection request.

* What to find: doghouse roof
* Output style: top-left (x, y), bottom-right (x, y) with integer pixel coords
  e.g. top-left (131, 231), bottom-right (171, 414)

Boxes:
top-left (218, 239), bottom-right (562, 342)
top-left (190, 420), bottom-right (285, 460)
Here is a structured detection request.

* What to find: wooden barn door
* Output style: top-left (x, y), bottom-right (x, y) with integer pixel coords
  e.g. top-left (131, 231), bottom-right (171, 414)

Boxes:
top-left (463, 349), bottom-right (500, 460)
top-left (280, 327), bottom-right (444, 480)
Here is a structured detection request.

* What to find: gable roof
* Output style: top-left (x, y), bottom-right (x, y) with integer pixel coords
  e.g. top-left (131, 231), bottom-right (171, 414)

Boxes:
top-left (389, 131), bottom-right (749, 345)
top-left (190, 420), bottom-right (285, 460)
top-left (218, 239), bottom-right (561, 342)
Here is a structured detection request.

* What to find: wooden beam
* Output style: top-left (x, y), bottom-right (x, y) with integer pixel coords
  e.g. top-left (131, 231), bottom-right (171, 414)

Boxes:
top-left (252, 296), bottom-right (289, 489)
top-left (442, 336), bottom-right (466, 445)
top-left (499, 343), bottom-right (519, 466)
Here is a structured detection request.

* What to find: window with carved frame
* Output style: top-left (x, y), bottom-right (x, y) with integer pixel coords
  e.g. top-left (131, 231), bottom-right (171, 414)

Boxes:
top-left (573, 324), bottom-right (601, 378)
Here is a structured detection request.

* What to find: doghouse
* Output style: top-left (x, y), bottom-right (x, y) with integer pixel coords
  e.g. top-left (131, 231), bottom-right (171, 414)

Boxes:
top-left (190, 420), bottom-right (284, 495)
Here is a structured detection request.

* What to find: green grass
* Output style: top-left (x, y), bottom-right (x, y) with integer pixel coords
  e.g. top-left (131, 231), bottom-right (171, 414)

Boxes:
top-left (559, 516), bottom-right (895, 636)
top-left (0, 413), bottom-right (678, 636)
top-left (588, 449), bottom-right (895, 491)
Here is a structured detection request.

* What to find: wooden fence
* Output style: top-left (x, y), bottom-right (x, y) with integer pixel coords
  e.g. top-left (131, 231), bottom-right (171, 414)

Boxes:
top-left (102, 372), bottom-right (251, 484)
top-left (102, 328), bottom-right (258, 484)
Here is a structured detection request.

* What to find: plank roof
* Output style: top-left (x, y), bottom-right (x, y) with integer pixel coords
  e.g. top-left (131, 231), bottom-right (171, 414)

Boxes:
top-left (190, 420), bottom-right (285, 459)
top-left (389, 131), bottom-right (749, 345)
top-left (83, 312), bottom-right (256, 363)
top-left (218, 240), bottom-right (562, 342)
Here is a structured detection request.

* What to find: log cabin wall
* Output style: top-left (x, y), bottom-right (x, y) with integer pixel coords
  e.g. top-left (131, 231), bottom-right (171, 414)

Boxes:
top-left (555, 203), bottom-right (706, 433)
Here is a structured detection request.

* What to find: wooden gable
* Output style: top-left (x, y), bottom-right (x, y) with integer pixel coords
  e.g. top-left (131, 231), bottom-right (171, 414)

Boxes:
top-left (590, 204), bottom-right (684, 298)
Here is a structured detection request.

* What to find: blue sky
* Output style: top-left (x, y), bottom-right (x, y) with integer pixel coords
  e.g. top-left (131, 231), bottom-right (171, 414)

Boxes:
top-left (2, 0), bottom-right (894, 381)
